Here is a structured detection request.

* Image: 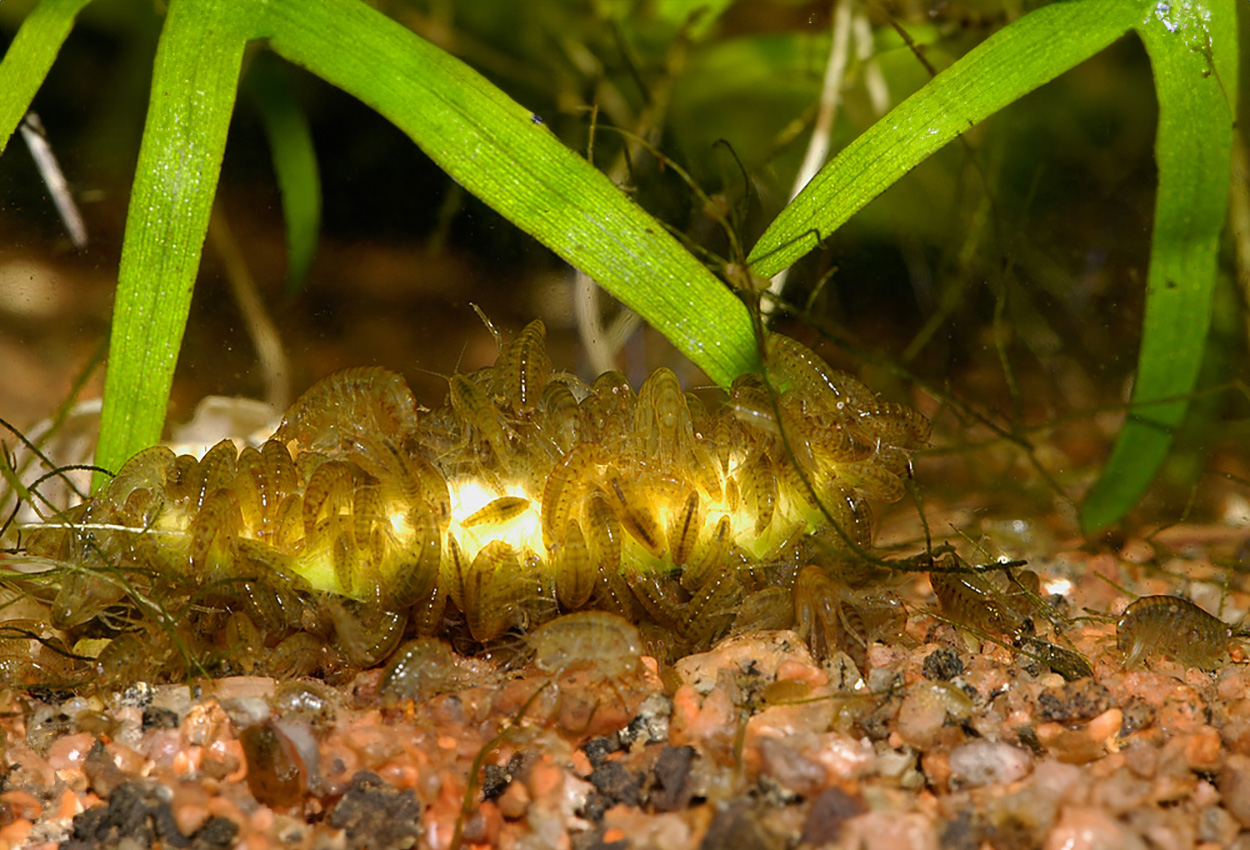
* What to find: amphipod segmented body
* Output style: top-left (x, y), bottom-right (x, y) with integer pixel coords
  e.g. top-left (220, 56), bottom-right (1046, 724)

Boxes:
top-left (20, 322), bottom-right (929, 674)
top-left (1117, 595), bottom-right (1231, 671)
top-left (528, 611), bottom-right (644, 683)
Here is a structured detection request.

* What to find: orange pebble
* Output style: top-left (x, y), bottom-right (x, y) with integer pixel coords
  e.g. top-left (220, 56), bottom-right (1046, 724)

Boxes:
top-left (173, 800), bottom-right (211, 838)
top-left (1087, 708), bottom-right (1124, 744)
top-left (527, 761), bottom-right (563, 800)
top-left (570, 749), bottom-right (592, 778)
top-left (250, 806), bottom-right (276, 831)
top-left (776, 659), bottom-right (827, 687)
top-left (52, 788), bottom-right (81, 822)
top-left (107, 742), bottom-right (150, 775)
top-left (0, 789), bottom-right (41, 820)
top-left (379, 762), bottom-right (420, 790)
top-left (173, 746), bottom-right (204, 777)
top-left (238, 835), bottom-right (273, 850)
top-left (206, 795), bottom-right (246, 827)
top-left (670, 685), bottom-right (701, 732)
top-left (0, 819), bottom-right (33, 847)
top-left (603, 828), bottom-right (627, 844)
top-left (497, 782), bottom-right (531, 820)
top-left (1184, 727), bottom-right (1222, 770)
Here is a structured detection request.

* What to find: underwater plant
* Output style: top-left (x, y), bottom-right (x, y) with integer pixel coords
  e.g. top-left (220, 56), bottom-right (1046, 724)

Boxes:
top-left (0, 0), bottom-right (1238, 532)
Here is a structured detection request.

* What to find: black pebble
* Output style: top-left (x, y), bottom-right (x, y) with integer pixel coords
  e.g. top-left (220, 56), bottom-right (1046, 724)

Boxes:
top-left (584, 736), bottom-right (619, 767)
top-left (1036, 679), bottom-right (1112, 723)
top-left (327, 770), bottom-right (422, 850)
top-left (648, 746), bottom-right (696, 812)
top-left (699, 801), bottom-right (776, 850)
top-left (142, 707), bottom-right (180, 729)
top-left (61, 780), bottom-right (236, 850)
top-left (922, 647), bottom-right (964, 681)
top-left (800, 786), bottom-right (865, 845)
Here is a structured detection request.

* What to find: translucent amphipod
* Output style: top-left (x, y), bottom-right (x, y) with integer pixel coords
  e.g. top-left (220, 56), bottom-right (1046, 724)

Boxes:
top-left (493, 318), bottom-right (552, 415)
top-left (17, 322), bottom-right (934, 678)
top-left (528, 611), bottom-right (645, 683)
top-left (795, 565), bottom-right (906, 668)
top-left (449, 373), bottom-right (512, 464)
top-left (929, 569), bottom-right (1030, 637)
top-left (274, 367), bottom-right (420, 454)
top-left (1117, 595), bottom-right (1232, 671)
top-left (379, 637), bottom-right (488, 706)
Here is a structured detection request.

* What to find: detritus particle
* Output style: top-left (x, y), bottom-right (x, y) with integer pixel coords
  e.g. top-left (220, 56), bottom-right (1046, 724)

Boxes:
top-left (62, 780), bottom-right (233, 850)
top-left (328, 771), bottom-right (421, 850)
top-left (584, 735), bottom-right (619, 767)
top-left (119, 682), bottom-right (155, 709)
top-left (860, 696), bottom-right (900, 741)
top-left (142, 707), bottom-right (180, 729)
top-left (189, 817), bottom-right (239, 850)
top-left (647, 745), bottom-right (695, 812)
top-left (938, 809), bottom-right (982, 850)
top-left (483, 750), bottom-right (534, 802)
top-left (619, 693), bottom-right (672, 748)
top-left (481, 764), bottom-right (511, 802)
top-left (800, 786), bottom-right (865, 845)
top-left (1119, 698), bottom-right (1157, 737)
top-left (25, 686), bottom-right (75, 704)
top-left (1014, 725), bottom-right (1045, 757)
top-left (589, 762), bottom-right (641, 807)
top-left (581, 762), bottom-right (642, 821)
top-left (922, 647), bottom-right (963, 681)
top-left (84, 738), bottom-right (132, 798)
top-left (1036, 679), bottom-right (1111, 724)
top-left (754, 774), bottom-right (800, 807)
top-left (699, 801), bottom-right (778, 850)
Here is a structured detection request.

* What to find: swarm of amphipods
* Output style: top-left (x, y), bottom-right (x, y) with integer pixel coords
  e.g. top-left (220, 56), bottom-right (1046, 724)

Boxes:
top-left (17, 321), bottom-right (930, 681)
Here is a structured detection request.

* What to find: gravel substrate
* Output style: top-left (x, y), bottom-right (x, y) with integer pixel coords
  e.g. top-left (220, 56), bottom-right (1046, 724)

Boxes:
top-left (2, 529), bottom-right (1250, 850)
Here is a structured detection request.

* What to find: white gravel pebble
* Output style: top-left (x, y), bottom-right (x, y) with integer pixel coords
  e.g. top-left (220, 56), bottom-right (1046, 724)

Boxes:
top-left (949, 740), bottom-right (1032, 787)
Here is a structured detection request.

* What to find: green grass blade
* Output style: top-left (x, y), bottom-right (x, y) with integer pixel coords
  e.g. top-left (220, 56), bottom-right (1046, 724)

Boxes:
top-left (746, 0), bottom-right (1142, 277)
top-left (0, 0), bottom-right (95, 155)
top-left (1079, 1), bottom-right (1238, 532)
top-left (93, 1), bottom-right (253, 484)
top-left (244, 54), bottom-right (321, 293)
top-left (259, 0), bottom-right (759, 384)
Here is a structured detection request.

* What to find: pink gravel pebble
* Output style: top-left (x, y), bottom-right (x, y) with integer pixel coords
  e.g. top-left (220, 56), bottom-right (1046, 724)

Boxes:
top-left (45, 732), bottom-right (96, 772)
top-left (948, 741), bottom-right (1032, 788)
top-left (841, 811), bottom-right (937, 850)
top-left (1044, 807), bottom-right (1148, 850)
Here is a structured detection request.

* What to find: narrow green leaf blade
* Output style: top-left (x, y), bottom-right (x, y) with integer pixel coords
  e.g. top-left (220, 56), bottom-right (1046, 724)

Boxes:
top-left (0, 0), bottom-right (95, 155)
top-left (1079, 1), bottom-right (1238, 532)
top-left (244, 54), bottom-right (321, 293)
top-left (93, 0), bottom-right (252, 483)
top-left (259, 0), bottom-right (760, 385)
top-left (746, 0), bottom-right (1142, 277)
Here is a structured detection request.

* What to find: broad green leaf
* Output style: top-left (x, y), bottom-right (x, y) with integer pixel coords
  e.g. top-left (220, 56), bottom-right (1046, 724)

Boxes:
top-left (1079, 0), bottom-right (1238, 532)
top-left (93, 0), bottom-right (251, 483)
top-left (94, 0), bottom-right (759, 484)
top-left (244, 54), bottom-right (321, 293)
top-left (260, 0), bottom-right (759, 384)
top-left (746, 0), bottom-right (1143, 277)
top-left (0, 0), bottom-right (94, 155)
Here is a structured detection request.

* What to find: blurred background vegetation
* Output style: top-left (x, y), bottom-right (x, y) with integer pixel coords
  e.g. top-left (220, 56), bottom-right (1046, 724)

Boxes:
top-left (0, 0), bottom-right (1247, 538)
